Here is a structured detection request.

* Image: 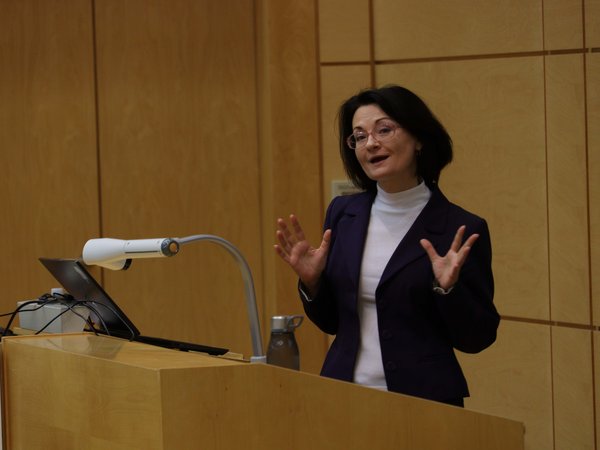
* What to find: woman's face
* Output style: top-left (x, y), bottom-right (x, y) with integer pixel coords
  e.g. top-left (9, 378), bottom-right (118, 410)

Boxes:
top-left (351, 104), bottom-right (421, 193)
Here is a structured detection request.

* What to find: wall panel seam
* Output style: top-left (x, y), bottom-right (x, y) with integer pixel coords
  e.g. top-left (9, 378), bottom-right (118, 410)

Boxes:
top-left (321, 49), bottom-right (592, 66)
top-left (314, 0), bottom-right (325, 227)
top-left (540, 0), bottom-right (557, 441)
top-left (251, 0), bottom-right (269, 346)
top-left (320, 61), bottom-right (372, 66)
top-left (367, 0), bottom-right (375, 87)
top-left (501, 315), bottom-right (600, 331)
top-left (90, 0), bottom-right (105, 287)
top-left (581, 1), bottom-right (598, 446)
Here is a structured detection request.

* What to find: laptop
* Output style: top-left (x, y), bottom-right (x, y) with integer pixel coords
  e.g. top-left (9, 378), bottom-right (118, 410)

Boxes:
top-left (38, 257), bottom-right (228, 356)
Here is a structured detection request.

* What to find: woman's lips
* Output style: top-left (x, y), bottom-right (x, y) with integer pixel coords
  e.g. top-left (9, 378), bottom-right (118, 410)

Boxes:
top-left (369, 155), bottom-right (389, 164)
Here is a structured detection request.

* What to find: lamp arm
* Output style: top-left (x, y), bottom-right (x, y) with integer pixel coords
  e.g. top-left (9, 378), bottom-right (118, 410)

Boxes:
top-left (175, 234), bottom-right (266, 363)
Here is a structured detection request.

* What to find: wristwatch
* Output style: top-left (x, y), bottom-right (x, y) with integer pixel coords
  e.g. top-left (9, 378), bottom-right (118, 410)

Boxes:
top-left (433, 279), bottom-right (454, 295)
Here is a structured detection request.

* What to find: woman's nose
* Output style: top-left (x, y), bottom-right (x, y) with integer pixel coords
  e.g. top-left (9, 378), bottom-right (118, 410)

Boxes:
top-left (365, 133), bottom-right (380, 149)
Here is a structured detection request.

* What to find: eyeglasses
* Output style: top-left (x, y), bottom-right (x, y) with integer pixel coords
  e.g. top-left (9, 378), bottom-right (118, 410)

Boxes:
top-left (346, 121), bottom-right (400, 150)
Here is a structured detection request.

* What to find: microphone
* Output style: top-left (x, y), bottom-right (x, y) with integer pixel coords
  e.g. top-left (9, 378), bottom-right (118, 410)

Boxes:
top-left (82, 238), bottom-right (179, 270)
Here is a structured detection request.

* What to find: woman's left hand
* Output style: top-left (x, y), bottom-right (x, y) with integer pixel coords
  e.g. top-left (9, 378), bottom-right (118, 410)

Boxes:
top-left (419, 225), bottom-right (479, 291)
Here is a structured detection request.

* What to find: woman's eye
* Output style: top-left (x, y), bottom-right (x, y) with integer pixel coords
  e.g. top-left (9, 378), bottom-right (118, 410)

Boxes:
top-left (354, 133), bottom-right (367, 142)
top-left (376, 126), bottom-right (392, 136)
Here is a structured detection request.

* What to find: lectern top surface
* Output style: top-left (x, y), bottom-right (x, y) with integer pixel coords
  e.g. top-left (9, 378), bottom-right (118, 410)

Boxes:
top-left (4, 334), bottom-right (244, 369)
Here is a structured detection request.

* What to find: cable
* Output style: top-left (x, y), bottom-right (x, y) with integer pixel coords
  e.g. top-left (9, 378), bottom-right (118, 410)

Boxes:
top-left (81, 301), bottom-right (136, 340)
top-left (0, 292), bottom-right (60, 319)
top-left (0, 302), bottom-right (47, 318)
top-left (34, 300), bottom-right (95, 336)
top-left (3, 293), bottom-right (91, 337)
top-left (34, 303), bottom-right (72, 335)
top-left (76, 302), bottom-right (110, 336)
top-left (2, 292), bottom-right (135, 340)
top-left (2, 300), bottom-right (50, 337)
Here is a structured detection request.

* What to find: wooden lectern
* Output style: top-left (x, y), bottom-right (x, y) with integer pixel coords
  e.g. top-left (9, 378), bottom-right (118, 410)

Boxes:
top-left (1, 334), bottom-right (524, 449)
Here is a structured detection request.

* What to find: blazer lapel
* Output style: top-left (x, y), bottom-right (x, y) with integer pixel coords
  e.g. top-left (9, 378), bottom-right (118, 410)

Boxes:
top-left (333, 191), bottom-right (375, 292)
top-left (378, 186), bottom-right (450, 288)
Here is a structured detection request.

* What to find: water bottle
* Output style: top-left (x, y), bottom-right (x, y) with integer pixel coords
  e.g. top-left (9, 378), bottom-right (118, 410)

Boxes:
top-left (266, 315), bottom-right (304, 370)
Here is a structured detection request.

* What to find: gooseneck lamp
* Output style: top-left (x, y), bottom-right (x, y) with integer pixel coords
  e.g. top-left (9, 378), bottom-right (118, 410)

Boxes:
top-left (82, 235), bottom-right (266, 363)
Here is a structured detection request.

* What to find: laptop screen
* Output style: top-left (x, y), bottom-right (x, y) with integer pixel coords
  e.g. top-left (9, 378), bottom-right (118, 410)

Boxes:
top-left (38, 257), bottom-right (140, 339)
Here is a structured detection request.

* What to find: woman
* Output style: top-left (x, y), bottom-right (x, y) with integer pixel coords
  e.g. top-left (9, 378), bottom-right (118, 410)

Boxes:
top-left (275, 85), bottom-right (499, 407)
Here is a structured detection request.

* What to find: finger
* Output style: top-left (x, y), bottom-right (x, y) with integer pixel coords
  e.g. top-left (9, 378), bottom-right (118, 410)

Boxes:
top-left (319, 229), bottom-right (332, 252)
top-left (420, 238), bottom-right (439, 261)
top-left (455, 234), bottom-right (479, 266)
top-left (450, 225), bottom-right (466, 252)
top-left (290, 214), bottom-right (306, 241)
top-left (455, 233), bottom-right (478, 258)
top-left (276, 230), bottom-right (291, 252)
top-left (462, 233), bottom-right (479, 250)
top-left (275, 218), bottom-right (286, 238)
top-left (454, 246), bottom-right (473, 268)
top-left (273, 244), bottom-right (290, 263)
top-left (276, 217), bottom-right (288, 233)
top-left (278, 217), bottom-right (294, 242)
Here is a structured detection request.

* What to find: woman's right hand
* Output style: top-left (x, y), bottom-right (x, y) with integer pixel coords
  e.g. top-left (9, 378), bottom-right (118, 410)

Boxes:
top-left (274, 214), bottom-right (331, 296)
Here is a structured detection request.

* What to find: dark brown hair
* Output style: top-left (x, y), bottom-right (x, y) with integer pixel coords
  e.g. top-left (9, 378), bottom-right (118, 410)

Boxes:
top-left (338, 85), bottom-right (453, 191)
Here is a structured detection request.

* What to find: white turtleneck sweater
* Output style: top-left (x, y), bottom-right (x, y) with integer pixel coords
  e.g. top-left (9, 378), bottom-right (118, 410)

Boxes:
top-left (353, 181), bottom-right (431, 390)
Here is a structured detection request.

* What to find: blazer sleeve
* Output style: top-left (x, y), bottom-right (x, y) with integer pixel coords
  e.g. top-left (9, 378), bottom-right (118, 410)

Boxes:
top-left (296, 197), bottom-right (342, 335)
top-left (434, 218), bottom-right (500, 353)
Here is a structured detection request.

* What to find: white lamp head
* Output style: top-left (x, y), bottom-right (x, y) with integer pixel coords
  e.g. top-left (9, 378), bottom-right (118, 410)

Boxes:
top-left (82, 238), bottom-right (179, 270)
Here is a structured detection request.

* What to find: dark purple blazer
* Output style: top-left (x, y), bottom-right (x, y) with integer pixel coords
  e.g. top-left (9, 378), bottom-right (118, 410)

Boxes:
top-left (301, 186), bottom-right (499, 402)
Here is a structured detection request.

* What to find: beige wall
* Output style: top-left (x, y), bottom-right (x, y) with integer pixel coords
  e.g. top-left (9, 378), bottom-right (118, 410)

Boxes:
top-left (1, 0), bottom-right (599, 449)
top-left (319, 0), bottom-right (599, 449)
top-left (0, 0), bottom-right (327, 372)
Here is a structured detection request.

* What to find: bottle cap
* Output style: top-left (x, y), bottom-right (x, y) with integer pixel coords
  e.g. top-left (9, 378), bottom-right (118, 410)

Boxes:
top-left (271, 315), bottom-right (304, 332)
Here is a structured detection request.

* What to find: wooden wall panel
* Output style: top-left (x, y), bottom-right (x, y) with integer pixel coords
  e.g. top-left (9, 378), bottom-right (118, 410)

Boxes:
top-left (319, 0), bottom-right (370, 62)
top-left (586, 0), bottom-right (600, 47)
top-left (377, 58), bottom-right (549, 320)
top-left (93, 0), bottom-right (261, 356)
top-left (316, 0), bottom-right (595, 449)
top-left (373, 0), bottom-right (542, 60)
top-left (552, 327), bottom-right (595, 450)
top-left (543, 0), bottom-right (584, 49)
top-left (0, 0), bottom-right (99, 313)
top-left (1, 0), bottom-right (596, 447)
top-left (256, 0), bottom-right (325, 373)
top-left (457, 321), bottom-right (553, 450)
top-left (320, 65), bottom-right (371, 200)
top-left (589, 54), bottom-right (600, 327)
top-left (595, 331), bottom-right (600, 450)
top-left (546, 54), bottom-right (589, 324)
